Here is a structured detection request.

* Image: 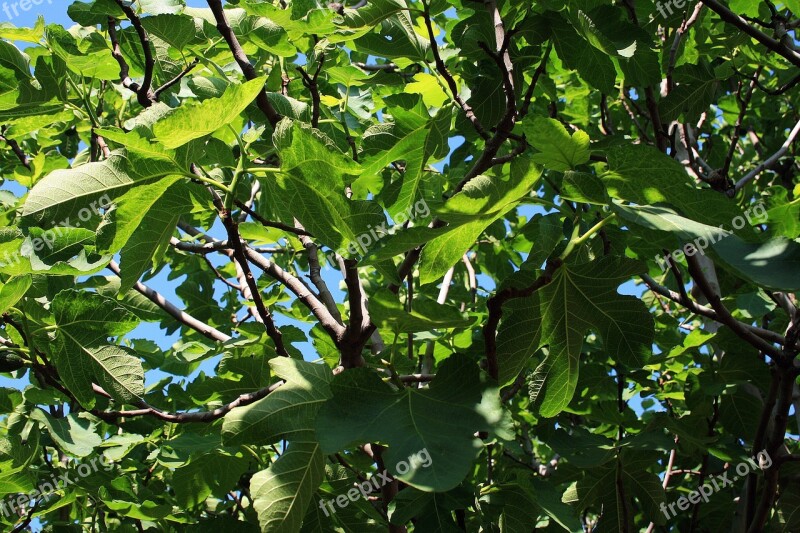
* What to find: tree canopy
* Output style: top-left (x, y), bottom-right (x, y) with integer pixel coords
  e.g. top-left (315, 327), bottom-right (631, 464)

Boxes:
top-left (0, 0), bottom-right (799, 531)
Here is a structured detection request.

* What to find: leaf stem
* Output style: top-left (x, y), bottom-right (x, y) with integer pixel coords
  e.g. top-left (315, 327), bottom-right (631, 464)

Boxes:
top-left (572, 213), bottom-right (616, 247)
top-left (560, 213), bottom-right (616, 259)
top-left (185, 171), bottom-right (232, 194)
top-left (245, 167), bottom-right (282, 175)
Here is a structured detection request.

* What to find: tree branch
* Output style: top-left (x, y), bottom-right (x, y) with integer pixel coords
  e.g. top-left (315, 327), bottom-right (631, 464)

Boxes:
top-left (154, 57), bottom-right (199, 98)
top-left (107, 260), bottom-right (231, 343)
top-left (685, 253), bottom-right (785, 359)
top-left (519, 42), bottom-right (551, 118)
top-left (641, 273), bottom-right (793, 349)
top-left (733, 117), bottom-right (800, 193)
top-left (244, 246), bottom-right (347, 342)
top-left (206, 0), bottom-right (280, 126)
top-left (421, 0), bottom-right (489, 140)
top-left (721, 67), bottom-right (762, 178)
top-left (93, 379), bottom-right (284, 423)
top-left (234, 199), bottom-right (313, 236)
top-left (700, 0), bottom-right (800, 68)
top-left (109, 4), bottom-right (156, 107)
top-left (0, 130), bottom-right (30, 169)
top-left (296, 54), bottom-right (325, 128)
top-left (299, 231), bottom-right (343, 325)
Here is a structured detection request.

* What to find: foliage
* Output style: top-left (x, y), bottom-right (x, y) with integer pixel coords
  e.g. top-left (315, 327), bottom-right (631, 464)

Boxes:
top-left (0, 0), bottom-right (798, 531)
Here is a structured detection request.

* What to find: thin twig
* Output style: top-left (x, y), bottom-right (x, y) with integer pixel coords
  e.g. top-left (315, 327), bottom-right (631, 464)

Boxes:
top-left (641, 274), bottom-right (793, 348)
top-left (519, 42), bottom-right (551, 118)
top-left (0, 131), bottom-right (30, 169)
top-left (733, 117), bottom-right (800, 193)
top-left (94, 380), bottom-right (284, 423)
top-left (234, 199), bottom-right (313, 236)
top-left (721, 67), bottom-right (762, 178)
top-left (296, 54), bottom-right (325, 128)
top-left (154, 58), bottom-right (199, 98)
top-left (421, 0), bottom-right (489, 139)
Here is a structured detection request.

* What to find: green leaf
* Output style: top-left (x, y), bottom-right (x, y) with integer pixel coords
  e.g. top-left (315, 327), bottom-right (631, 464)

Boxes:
top-left (712, 237), bottom-right (800, 291)
top-left (602, 144), bottom-right (754, 230)
top-left (390, 487), bottom-right (468, 531)
top-left (561, 171), bottom-right (609, 205)
top-left (660, 63), bottom-right (720, 123)
top-left (551, 15), bottom-right (616, 94)
top-left (524, 117), bottom-right (590, 172)
top-left (222, 358), bottom-right (332, 445)
top-left (118, 183), bottom-right (194, 292)
top-left (153, 77), bottom-right (266, 149)
top-left (137, 0), bottom-right (183, 15)
top-left (29, 410), bottom-right (102, 458)
top-left (575, 10), bottom-right (635, 58)
top-left (612, 203), bottom-right (732, 243)
top-left (718, 385), bottom-right (762, 441)
top-left (497, 258), bottom-right (653, 414)
top-left (360, 101), bottom-right (450, 216)
top-left (250, 440), bottom-right (325, 533)
top-left (419, 158), bottom-right (542, 284)
top-left (316, 354), bottom-right (497, 491)
top-left (141, 14), bottom-right (197, 51)
top-left (50, 289), bottom-right (142, 408)
top-left (268, 120), bottom-right (385, 253)
top-left (0, 41), bottom-right (31, 80)
top-left (369, 288), bottom-right (471, 333)
top-left (172, 453), bottom-right (250, 508)
top-left (95, 175), bottom-right (183, 255)
top-left (0, 274), bottom-right (31, 314)
top-left (21, 150), bottom-right (187, 224)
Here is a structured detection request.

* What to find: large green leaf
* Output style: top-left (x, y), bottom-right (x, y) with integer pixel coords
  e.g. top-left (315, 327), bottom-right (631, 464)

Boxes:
top-left (250, 440), bottom-right (325, 533)
top-left (267, 119), bottom-right (385, 253)
top-left (316, 354), bottom-right (501, 491)
top-left (96, 175), bottom-right (183, 255)
top-left (360, 100), bottom-right (450, 216)
top-left (0, 274), bottom-right (31, 314)
top-left (660, 63), bottom-right (720, 123)
top-left (118, 182), bottom-right (194, 292)
top-left (21, 150), bottom-right (188, 224)
top-left (602, 144), bottom-right (753, 231)
top-left (523, 117), bottom-right (590, 172)
top-left (551, 14), bottom-right (616, 94)
top-left (29, 410), bottom-right (102, 458)
top-left (49, 289), bottom-right (142, 408)
top-left (368, 288), bottom-right (471, 333)
top-left (153, 77), bottom-right (266, 148)
top-left (497, 258), bottom-right (653, 415)
top-left (222, 358), bottom-right (332, 445)
top-left (418, 158), bottom-right (542, 284)
top-left (712, 237), bottom-right (800, 291)
top-left (172, 452), bottom-right (250, 508)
